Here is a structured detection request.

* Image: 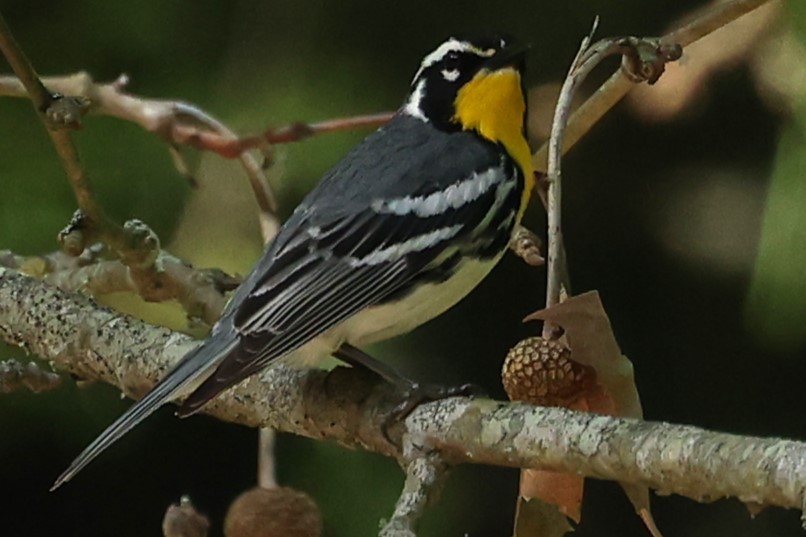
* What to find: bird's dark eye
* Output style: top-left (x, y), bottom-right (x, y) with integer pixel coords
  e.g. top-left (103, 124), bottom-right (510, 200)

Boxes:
top-left (445, 50), bottom-right (461, 67)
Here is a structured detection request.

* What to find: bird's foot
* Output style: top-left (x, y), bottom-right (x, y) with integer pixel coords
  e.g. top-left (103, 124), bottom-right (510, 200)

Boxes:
top-left (382, 381), bottom-right (485, 446)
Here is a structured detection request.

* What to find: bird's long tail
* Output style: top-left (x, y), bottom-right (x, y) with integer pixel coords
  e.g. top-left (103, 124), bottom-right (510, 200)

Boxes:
top-left (51, 336), bottom-right (235, 491)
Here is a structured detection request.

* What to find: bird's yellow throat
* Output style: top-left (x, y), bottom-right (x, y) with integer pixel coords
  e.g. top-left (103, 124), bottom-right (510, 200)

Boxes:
top-left (453, 68), bottom-right (534, 219)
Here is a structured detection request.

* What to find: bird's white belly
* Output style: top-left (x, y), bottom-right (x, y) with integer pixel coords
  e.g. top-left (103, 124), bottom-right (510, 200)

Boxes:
top-left (337, 255), bottom-right (502, 346)
top-left (279, 255), bottom-right (503, 369)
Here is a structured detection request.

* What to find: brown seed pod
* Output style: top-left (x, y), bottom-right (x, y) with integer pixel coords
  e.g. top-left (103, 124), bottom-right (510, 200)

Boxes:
top-left (162, 496), bottom-right (209, 537)
top-left (502, 337), bottom-right (595, 406)
top-left (224, 486), bottom-right (322, 537)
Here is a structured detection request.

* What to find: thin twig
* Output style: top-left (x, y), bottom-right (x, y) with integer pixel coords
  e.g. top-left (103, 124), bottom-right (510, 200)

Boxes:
top-left (530, 0), bottom-right (774, 173)
top-left (543, 30), bottom-right (683, 337)
top-left (257, 428), bottom-right (277, 489)
top-left (663, 0), bottom-right (773, 47)
top-left (177, 111), bottom-right (396, 156)
top-left (0, 71), bottom-right (280, 232)
top-left (171, 101), bottom-right (280, 223)
top-left (0, 74), bottom-right (396, 239)
top-left (543, 20), bottom-right (598, 335)
top-left (0, 11), bottom-right (107, 229)
top-left (0, 12), bottom-right (51, 110)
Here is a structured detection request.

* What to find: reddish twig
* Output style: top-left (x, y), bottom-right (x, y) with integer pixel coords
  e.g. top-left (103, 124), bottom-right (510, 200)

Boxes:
top-left (173, 111), bottom-right (395, 158)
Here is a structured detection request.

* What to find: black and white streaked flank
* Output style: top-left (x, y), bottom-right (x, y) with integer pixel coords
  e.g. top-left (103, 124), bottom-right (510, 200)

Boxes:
top-left (53, 33), bottom-right (528, 489)
top-left (194, 114), bottom-right (523, 399)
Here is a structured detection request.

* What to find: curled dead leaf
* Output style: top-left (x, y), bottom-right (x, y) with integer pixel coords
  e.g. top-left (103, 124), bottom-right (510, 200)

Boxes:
top-left (507, 291), bottom-right (663, 536)
top-left (514, 496), bottom-right (574, 537)
top-left (524, 291), bottom-right (642, 419)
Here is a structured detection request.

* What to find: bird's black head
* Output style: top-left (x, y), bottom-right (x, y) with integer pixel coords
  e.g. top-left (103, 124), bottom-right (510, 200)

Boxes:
top-left (402, 33), bottom-right (528, 131)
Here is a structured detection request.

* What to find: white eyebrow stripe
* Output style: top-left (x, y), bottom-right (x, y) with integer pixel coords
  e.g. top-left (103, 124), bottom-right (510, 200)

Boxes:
top-left (411, 38), bottom-right (497, 83)
top-left (372, 167), bottom-right (504, 218)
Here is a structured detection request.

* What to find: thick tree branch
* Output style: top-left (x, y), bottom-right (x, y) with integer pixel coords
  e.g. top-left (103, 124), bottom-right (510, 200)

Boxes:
top-left (1, 266), bottom-right (805, 518)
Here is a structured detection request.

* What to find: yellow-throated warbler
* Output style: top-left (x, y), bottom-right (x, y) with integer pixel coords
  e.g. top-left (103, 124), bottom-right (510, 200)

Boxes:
top-left (54, 33), bottom-right (534, 488)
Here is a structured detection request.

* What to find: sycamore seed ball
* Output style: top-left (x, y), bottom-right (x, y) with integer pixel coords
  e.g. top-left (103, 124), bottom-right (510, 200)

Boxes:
top-left (502, 336), bottom-right (594, 406)
top-left (224, 486), bottom-right (322, 537)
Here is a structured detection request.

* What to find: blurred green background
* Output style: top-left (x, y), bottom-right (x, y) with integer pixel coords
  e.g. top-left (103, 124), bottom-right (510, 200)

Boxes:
top-left (2, 1), bottom-right (806, 536)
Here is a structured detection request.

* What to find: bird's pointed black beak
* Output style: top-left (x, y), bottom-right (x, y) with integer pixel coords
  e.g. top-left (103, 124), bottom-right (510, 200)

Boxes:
top-left (485, 42), bottom-right (530, 70)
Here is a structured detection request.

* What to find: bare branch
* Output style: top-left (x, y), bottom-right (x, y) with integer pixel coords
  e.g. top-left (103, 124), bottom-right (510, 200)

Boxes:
top-left (0, 13), bottom-right (228, 313)
top-left (0, 70), bottom-right (280, 233)
top-left (0, 11), bottom-right (109, 229)
top-left (0, 249), bottom-right (236, 326)
top-left (0, 359), bottom-right (61, 393)
top-left (2, 267), bottom-right (806, 520)
top-left (530, 0), bottom-right (774, 174)
top-left (178, 111), bottom-right (396, 156)
top-left (0, 12), bottom-right (53, 113)
top-left (542, 29), bottom-right (681, 336)
top-left (663, 0), bottom-right (774, 48)
top-left (380, 452), bottom-right (450, 537)
top-left (0, 73), bottom-right (393, 237)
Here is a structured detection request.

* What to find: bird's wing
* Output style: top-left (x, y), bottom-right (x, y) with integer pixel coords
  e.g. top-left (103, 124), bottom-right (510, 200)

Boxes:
top-left (178, 152), bottom-right (520, 414)
top-left (51, 117), bottom-right (521, 489)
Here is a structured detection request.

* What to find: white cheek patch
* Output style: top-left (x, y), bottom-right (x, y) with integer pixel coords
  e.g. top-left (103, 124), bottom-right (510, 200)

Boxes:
top-left (402, 79), bottom-right (429, 122)
top-left (441, 68), bottom-right (460, 82)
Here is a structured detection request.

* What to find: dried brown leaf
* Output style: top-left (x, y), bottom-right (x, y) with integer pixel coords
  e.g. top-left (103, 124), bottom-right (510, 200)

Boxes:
top-left (520, 469), bottom-right (583, 523)
top-left (514, 496), bottom-right (574, 537)
top-left (525, 291), bottom-right (642, 419)
top-left (638, 506), bottom-right (665, 537)
top-left (525, 291), bottom-right (664, 536)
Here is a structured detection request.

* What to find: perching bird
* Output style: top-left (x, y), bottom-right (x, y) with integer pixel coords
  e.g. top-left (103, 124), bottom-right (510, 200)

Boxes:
top-left (53, 33), bottom-right (534, 489)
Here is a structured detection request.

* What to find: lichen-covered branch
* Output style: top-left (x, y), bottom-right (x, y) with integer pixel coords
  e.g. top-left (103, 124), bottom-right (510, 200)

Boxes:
top-left (0, 358), bottom-right (61, 393)
top-left (1, 266), bottom-right (805, 517)
top-left (380, 452), bottom-right (451, 537)
top-left (0, 249), bottom-right (236, 326)
top-left (410, 400), bottom-right (806, 512)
